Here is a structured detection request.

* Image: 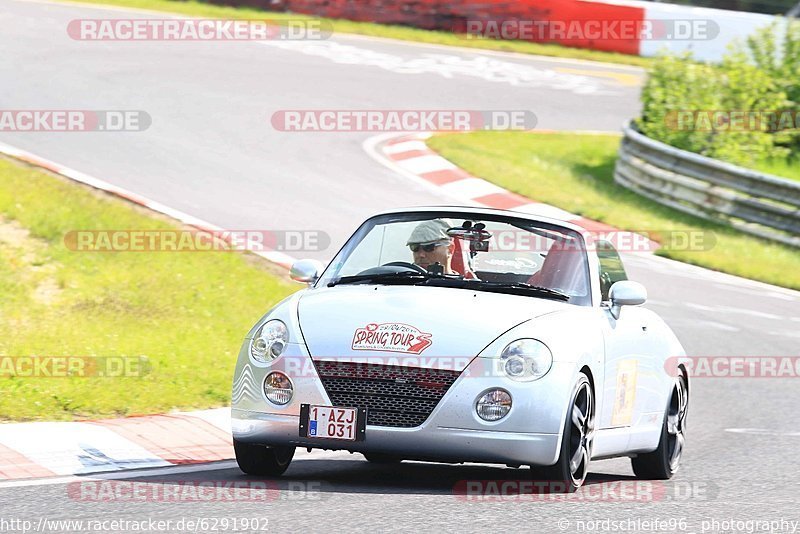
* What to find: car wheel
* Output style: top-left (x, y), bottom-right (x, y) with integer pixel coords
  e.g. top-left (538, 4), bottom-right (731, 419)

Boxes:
top-left (234, 438), bottom-right (295, 476)
top-left (363, 453), bottom-right (403, 463)
top-left (534, 372), bottom-right (595, 493)
top-left (631, 374), bottom-right (688, 479)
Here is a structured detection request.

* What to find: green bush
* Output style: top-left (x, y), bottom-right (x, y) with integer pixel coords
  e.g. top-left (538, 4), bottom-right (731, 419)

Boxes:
top-left (637, 18), bottom-right (799, 170)
top-left (746, 20), bottom-right (800, 153)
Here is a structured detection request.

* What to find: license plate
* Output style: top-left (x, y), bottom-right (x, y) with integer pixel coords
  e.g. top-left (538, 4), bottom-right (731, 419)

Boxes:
top-left (299, 404), bottom-right (367, 441)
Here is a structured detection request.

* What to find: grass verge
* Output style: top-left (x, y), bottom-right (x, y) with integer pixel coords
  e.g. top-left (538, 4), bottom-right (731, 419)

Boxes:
top-left (755, 157), bottom-right (800, 182)
top-left (60, 0), bottom-right (652, 68)
top-left (0, 157), bottom-right (297, 421)
top-left (427, 131), bottom-right (800, 290)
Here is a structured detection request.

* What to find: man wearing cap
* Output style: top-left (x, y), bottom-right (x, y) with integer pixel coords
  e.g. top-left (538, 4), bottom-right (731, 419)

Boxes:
top-left (406, 219), bottom-right (460, 275)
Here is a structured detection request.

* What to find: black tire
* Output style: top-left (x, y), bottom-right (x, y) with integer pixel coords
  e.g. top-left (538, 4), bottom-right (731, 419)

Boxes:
top-left (363, 453), bottom-right (403, 464)
top-left (533, 373), bottom-right (595, 493)
top-left (234, 439), bottom-right (295, 476)
top-left (631, 374), bottom-right (688, 480)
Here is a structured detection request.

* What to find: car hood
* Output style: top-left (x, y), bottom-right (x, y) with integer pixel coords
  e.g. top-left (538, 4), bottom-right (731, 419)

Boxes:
top-left (297, 285), bottom-right (569, 371)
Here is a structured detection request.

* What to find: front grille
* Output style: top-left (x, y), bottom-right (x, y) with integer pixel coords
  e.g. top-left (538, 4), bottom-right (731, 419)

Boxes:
top-left (314, 360), bottom-right (461, 428)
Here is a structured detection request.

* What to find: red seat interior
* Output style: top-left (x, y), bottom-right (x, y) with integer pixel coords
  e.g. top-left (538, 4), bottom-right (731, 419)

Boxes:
top-left (451, 239), bottom-right (476, 279)
top-left (528, 241), bottom-right (581, 289)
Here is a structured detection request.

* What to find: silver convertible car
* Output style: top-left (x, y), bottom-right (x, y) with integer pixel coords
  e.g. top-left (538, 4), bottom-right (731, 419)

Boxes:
top-left (231, 207), bottom-right (689, 492)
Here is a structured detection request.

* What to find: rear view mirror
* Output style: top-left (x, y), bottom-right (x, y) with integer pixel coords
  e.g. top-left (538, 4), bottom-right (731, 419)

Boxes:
top-left (290, 259), bottom-right (323, 284)
top-left (608, 281), bottom-right (647, 319)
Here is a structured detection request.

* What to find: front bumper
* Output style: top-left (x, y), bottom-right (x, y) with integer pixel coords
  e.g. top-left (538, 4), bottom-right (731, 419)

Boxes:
top-left (233, 410), bottom-right (561, 465)
top-left (232, 343), bottom-right (577, 466)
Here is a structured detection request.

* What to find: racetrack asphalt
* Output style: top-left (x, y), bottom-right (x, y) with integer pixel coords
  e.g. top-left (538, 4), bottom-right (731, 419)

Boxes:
top-left (1, 0), bottom-right (799, 531)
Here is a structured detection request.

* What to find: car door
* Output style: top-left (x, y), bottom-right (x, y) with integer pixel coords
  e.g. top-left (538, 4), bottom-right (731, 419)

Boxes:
top-left (595, 242), bottom-right (652, 432)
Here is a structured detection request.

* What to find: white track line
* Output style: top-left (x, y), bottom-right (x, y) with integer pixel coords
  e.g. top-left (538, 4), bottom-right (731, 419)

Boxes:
top-left (0, 461), bottom-right (239, 489)
top-left (0, 450), bottom-right (353, 488)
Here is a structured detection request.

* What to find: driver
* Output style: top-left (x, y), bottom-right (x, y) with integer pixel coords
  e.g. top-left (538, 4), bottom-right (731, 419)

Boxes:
top-left (406, 219), bottom-right (458, 274)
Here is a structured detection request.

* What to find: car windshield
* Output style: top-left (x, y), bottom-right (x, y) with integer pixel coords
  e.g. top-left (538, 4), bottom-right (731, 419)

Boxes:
top-left (317, 212), bottom-right (592, 306)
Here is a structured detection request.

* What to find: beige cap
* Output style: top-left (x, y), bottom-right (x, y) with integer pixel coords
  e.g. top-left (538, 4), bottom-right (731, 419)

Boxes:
top-left (406, 218), bottom-right (453, 245)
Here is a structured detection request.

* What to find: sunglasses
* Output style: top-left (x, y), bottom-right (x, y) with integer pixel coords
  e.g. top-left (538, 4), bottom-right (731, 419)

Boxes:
top-left (409, 242), bottom-right (447, 253)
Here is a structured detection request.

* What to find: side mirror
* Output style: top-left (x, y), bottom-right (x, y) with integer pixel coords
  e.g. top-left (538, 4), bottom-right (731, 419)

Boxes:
top-left (290, 259), bottom-right (323, 284)
top-left (608, 281), bottom-right (647, 319)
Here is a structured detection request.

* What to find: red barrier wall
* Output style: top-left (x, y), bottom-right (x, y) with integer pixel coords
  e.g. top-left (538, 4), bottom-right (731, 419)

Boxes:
top-left (216, 0), bottom-right (645, 55)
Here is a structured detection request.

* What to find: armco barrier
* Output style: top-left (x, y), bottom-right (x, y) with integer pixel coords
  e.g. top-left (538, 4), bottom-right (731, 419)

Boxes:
top-left (213, 0), bottom-right (645, 55)
top-left (614, 123), bottom-right (800, 248)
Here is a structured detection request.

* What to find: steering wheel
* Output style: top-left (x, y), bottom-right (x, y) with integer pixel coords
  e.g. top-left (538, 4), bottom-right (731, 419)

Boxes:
top-left (381, 261), bottom-right (428, 274)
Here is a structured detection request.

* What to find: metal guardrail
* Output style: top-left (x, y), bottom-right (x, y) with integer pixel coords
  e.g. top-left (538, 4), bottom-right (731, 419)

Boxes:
top-left (614, 124), bottom-right (800, 248)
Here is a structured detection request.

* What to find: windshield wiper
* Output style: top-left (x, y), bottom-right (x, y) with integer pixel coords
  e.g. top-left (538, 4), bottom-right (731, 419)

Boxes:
top-left (328, 271), bottom-right (432, 287)
top-left (328, 273), bottom-right (569, 301)
top-left (460, 280), bottom-right (571, 301)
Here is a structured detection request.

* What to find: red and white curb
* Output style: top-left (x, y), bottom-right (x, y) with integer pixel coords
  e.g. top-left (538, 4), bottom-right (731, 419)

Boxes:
top-left (364, 132), bottom-right (650, 243)
top-left (0, 141), bottom-right (298, 269)
top-left (0, 409), bottom-right (232, 480)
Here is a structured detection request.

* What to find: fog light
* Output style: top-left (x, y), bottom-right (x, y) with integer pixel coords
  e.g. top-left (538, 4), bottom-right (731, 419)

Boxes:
top-left (264, 372), bottom-right (293, 405)
top-left (476, 389), bottom-right (512, 421)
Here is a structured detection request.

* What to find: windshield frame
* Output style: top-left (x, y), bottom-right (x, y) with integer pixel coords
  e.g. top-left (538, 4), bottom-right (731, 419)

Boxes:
top-left (314, 210), bottom-right (595, 306)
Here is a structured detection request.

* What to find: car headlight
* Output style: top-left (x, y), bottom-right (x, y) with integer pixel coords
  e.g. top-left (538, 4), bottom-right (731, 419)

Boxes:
top-left (250, 319), bottom-right (288, 363)
top-left (264, 372), bottom-right (293, 405)
top-left (499, 339), bottom-right (552, 381)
